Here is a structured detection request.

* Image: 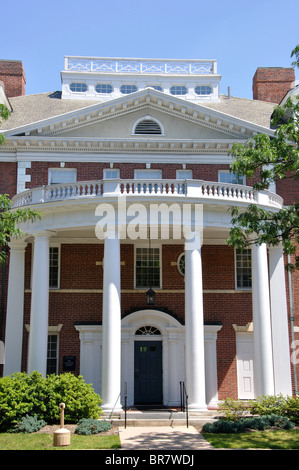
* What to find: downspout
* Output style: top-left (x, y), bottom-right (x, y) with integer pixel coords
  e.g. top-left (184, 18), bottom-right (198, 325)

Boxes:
top-left (287, 254), bottom-right (299, 395)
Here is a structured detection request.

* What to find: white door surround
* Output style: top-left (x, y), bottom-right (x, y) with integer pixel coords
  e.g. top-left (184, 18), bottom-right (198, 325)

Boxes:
top-left (75, 309), bottom-right (221, 409)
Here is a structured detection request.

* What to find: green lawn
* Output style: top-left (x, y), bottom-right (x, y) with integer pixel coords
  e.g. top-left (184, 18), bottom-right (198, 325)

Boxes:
top-left (203, 429), bottom-right (299, 450)
top-left (0, 433), bottom-right (121, 450)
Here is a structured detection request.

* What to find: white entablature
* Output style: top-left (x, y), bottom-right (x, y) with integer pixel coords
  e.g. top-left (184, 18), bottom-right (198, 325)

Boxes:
top-left (61, 56), bottom-right (221, 103)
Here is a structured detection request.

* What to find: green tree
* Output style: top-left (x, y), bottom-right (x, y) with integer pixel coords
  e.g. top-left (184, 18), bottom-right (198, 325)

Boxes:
top-left (0, 105), bottom-right (41, 263)
top-left (227, 45), bottom-right (299, 270)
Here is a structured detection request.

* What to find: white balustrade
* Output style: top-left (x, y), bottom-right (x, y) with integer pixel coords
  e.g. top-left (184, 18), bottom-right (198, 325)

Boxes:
top-left (64, 56), bottom-right (217, 76)
top-left (11, 179), bottom-right (283, 210)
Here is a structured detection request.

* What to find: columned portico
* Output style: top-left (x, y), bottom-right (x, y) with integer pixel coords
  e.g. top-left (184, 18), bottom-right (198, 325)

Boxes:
top-left (184, 232), bottom-right (207, 410)
top-left (4, 239), bottom-right (27, 376)
top-left (27, 232), bottom-right (52, 376)
top-left (101, 234), bottom-right (122, 412)
top-left (251, 242), bottom-right (275, 396)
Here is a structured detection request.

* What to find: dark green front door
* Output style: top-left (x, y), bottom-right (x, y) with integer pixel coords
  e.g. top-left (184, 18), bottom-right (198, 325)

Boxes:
top-left (134, 341), bottom-right (163, 404)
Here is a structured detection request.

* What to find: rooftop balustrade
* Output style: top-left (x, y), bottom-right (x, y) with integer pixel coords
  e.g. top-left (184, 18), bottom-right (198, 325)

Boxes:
top-left (64, 56), bottom-right (218, 75)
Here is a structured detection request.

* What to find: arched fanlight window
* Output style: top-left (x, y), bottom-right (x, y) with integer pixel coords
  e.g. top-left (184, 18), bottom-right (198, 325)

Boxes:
top-left (177, 253), bottom-right (185, 276)
top-left (135, 326), bottom-right (161, 335)
top-left (134, 117), bottom-right (163, 135)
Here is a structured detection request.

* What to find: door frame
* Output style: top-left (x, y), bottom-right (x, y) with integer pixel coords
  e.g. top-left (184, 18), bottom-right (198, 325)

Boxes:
top-left (134, 340), bottom-right (163, 405)
top-left (121, 309), bottom-right (185, 407)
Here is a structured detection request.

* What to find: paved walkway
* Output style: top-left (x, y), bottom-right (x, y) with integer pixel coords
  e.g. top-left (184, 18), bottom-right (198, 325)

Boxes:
top-left (118, 426), bottom-right (214, 450)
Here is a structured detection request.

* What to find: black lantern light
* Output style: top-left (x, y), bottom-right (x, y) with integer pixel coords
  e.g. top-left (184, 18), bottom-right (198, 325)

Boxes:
top-left (146, 287), bottom-right (156, 305)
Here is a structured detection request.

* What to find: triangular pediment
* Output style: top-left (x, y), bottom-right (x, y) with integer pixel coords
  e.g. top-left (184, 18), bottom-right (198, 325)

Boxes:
top-left (5, 88), bottom-right (269, 137)
top-left (2, 88), bottom-right (275, 154)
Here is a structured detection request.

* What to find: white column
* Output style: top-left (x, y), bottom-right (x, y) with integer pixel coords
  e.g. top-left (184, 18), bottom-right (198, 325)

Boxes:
top-left (251, 243), bottom-right (275, 396)
top-left (4, 239), bottom-right (27, 376)
top-left (184, 232), bottom-right (207, 410)
top-left (101, 235), bottom-right (122, 412)
top-left (27, 233), bottom-right (51, 376)
top-left (269, 244), bottom-right (292, 395)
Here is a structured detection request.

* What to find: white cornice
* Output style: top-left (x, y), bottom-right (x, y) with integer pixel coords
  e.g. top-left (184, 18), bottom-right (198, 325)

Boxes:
top-left (2, 88), bottom-right (274, 141)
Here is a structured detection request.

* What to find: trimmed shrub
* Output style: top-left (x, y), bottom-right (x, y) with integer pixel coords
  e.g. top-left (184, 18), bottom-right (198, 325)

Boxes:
top-left (202, 414), bottom-right (294, 434)
top-left (75, 418), bottom-right (112, 435)
top-left (0, 372), bottom-right (102, 431)
top-left (41, 373), bottom-right (102, 424)
top-left (11, 415), bottom-right (46, 433)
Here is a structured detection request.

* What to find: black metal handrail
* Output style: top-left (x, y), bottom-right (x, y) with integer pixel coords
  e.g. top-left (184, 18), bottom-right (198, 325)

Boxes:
top-left (179, 381), bottom-right (189, 428)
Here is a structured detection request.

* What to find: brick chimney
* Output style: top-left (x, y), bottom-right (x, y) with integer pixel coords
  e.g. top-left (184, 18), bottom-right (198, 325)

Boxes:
top-left (0, 60), bottom-right (26, 98)
top-left (253, 67), bottom-right (295, 104)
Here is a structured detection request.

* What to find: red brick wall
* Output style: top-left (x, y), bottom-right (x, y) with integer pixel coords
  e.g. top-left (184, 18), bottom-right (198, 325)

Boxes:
top-left (0, 162), bottom-right (17, 197)
top-left (20, 242), bottom-right (251, 397)
top-left (28, 161), bottom-right (234, 189)
top-left (252, 67), bottom-right (295, 104)
top-left (0, 60), bottom-right (26, 98)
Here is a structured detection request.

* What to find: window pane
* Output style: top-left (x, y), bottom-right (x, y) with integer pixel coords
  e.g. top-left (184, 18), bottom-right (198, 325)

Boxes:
top-left (134, 170), bottom-right (162, 179)
top-left (219, 172), bottom-right (244, 184)
top-left (136, 248), bottom-right (160, 288)
top-left (120, 84), bottom-right (138, 94)
top-left (49, 169), bottom-right (76, 184)
top-left (176, 170), bottom-right (192, 179)
top-left (70, 83), bottom-right (87, 92)
top-left (103, 169), bottom-right (120, 179)
top-left (195, 85), bottom-right (212, 95)
top-left (236, 249), bottom-right (252, 288)
top-left (170, 85), bottom-right (187, 95)
top-left (47, 335), bottom-right (58, 375)
top-left (49, 247), bottom-right (59, 288)
top-left (95, 84), bottom-right (112, 93)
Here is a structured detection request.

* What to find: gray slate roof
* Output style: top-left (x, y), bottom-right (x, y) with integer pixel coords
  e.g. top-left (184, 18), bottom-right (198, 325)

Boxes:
top-left (0, 91), bottom-right (276, 132)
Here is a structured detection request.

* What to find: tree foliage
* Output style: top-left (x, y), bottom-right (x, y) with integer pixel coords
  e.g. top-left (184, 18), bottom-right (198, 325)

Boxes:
top-left (0, 105), bottom-right (41, 263)
top-left (227, 45), bottom-right (299, 269)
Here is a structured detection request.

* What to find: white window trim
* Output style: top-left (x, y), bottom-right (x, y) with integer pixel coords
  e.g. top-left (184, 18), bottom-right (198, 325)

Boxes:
top-left (134, 242), bottom-right (162, 290)
top-left (48, 168), bottom-right (77, 185)
top-left (103, 168), bottom-right (120, 179)
top-left (134, 169), bottom-right (162, 179)
top-left (218, 170), bottom-right (245, 185)
top-left (235, 248), bottom-right (252, 291)
top-left (176, 169), bottom-right (192, 180)
top-left (132, 116), bottom-right (164, 136)
top-left (49, 243), bottom-right (61, 290)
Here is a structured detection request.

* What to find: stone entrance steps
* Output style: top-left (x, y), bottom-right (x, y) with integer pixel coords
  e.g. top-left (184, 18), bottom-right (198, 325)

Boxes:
top-left (103, 408), bottom-right (218, 427)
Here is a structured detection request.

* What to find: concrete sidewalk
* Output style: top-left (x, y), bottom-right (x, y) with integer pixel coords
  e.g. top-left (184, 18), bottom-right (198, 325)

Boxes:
top-left (118, 426), bottom-right (214, 450)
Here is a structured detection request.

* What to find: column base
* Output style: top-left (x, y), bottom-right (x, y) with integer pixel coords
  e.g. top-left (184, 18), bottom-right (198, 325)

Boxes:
top-left (187, 403), bottom-right (208, 412)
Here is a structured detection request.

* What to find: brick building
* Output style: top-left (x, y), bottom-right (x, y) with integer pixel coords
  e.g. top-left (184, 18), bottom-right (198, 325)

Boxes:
top-left (0, 56), bottom-right (298, 412)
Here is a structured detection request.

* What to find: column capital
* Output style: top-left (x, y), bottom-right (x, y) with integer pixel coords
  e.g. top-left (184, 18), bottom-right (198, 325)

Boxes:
top-left (30, 231), bottom-right (56, 241)
top-left (8, 238), bottom-right (27, 251)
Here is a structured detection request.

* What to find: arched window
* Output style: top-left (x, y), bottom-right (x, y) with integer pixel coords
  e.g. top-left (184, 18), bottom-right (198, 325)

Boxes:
top-left (135, 326), bottom-right (161, 335)
top-left (133, 117), bottom-right (163, 135)
top-left (177, 253), bottom-right (185, 276)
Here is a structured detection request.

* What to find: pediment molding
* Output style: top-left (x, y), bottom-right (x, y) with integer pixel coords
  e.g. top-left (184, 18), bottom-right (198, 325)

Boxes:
top-left (3, 89), bottom-right (275, 147)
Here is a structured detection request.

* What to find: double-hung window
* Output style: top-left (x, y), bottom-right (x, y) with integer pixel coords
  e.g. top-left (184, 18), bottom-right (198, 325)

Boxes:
top-left (49, 246), bottom-right (60, 289)
top-left (236, 249), bottom-right (252, 289)
top-left (47, 334), bottom-right (59, 375)
top-left (135, 247), bottom-right (161, 289)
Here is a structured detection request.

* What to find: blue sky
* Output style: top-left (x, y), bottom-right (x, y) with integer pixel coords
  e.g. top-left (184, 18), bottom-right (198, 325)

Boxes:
top-left (2, 0), bottom-right (298, 99)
